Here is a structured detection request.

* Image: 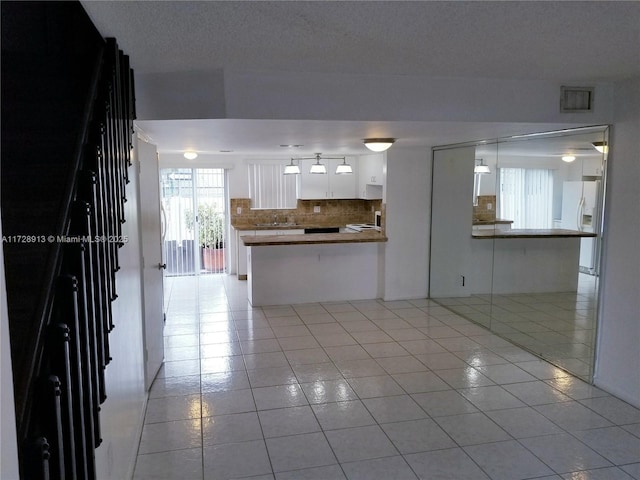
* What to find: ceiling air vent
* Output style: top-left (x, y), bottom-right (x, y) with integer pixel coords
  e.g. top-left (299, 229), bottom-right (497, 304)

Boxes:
top-left (560, 86), bottom-right (594, 112)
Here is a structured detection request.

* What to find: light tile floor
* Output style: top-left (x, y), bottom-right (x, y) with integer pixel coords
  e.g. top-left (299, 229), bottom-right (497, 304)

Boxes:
top-left (433, 273), bottom-right (598, 381)
top-left (134, 275), bottom-right (640, 480)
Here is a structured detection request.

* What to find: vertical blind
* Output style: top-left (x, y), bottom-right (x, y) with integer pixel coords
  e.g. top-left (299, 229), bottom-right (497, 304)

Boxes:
top-left (248, 163), bottom-right (297, 209)
top-left (499, 168), bottom-right (554, 229)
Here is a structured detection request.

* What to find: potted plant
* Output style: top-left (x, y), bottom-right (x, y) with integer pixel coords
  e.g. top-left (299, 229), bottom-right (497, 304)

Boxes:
top-left (185, 204), bottom-right (225, 272)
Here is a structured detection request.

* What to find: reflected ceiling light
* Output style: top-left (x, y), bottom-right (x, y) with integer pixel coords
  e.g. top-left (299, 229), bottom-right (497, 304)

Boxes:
top-left (363, 138), bottom-right (395, 152)
top-left (591, 141), bottom-right (608, 154)
top-left (283, 159), bottom-right (301, 175)
top-left (562, 155), bottom-right (576, 163)
top-left (183, 151), bottom-right (198, 160)
top-left (335, 158), bottom-right (353, 175)
top-left (474, 159), bottom-right (490, 174)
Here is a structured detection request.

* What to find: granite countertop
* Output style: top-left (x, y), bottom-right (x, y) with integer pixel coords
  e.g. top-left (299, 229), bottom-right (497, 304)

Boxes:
top-left (472, 218), bottom-right (514, 225)
top-left (242, 231), bottom-right (388, 246)
top-left (472, 228), bottom-right (597, 239)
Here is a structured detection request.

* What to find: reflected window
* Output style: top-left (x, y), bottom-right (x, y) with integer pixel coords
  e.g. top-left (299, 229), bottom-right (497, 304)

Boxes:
top-left (499, 168), bottom-right (554, 229)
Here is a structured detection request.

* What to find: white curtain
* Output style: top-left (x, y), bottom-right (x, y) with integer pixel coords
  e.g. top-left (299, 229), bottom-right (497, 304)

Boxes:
top-left (248, 163), bottom-right (297, 209)
top-left (499, 168), bottom-right (554, 229)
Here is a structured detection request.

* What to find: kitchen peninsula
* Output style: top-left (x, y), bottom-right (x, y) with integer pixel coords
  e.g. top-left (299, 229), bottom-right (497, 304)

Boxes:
top-left (242, 230), bottom-right (387, 306)
top-left (470, 228), bottom-right (597, 294)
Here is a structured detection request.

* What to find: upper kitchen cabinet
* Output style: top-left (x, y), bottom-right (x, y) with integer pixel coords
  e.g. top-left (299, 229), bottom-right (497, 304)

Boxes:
top-left (297, 157), bottom-right (358, 199)
top-left (358, 154), bottom-right (384, 199)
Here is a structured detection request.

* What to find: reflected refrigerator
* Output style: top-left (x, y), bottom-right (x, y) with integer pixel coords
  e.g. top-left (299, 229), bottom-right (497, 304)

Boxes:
top-left (561, 180), bottom-right (600, 275)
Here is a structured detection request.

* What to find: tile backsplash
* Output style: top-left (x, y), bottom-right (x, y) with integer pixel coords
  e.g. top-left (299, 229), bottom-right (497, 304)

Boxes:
top-left (230, 198), bottom-right (383, 227)
top-left (473, 195), bottom-right (496, 221)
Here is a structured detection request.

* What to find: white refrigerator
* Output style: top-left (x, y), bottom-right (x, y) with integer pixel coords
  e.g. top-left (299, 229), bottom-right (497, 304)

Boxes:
top-left (561, 180), bottom-right (600, 274)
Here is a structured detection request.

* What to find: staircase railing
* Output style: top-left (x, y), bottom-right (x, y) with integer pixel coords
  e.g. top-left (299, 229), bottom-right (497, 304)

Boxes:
top-left (1, 3), bottom-right (136, 477)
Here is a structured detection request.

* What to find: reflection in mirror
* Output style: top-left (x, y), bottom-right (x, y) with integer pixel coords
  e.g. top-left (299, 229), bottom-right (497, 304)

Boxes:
top-left (431, 126), bottom-right (608, 382)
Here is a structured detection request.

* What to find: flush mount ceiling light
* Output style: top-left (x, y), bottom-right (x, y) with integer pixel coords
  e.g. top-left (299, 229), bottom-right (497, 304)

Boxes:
top-left (562, 155), bottom-right (576, 163)
top-left (363, 138), bottom-right (395, 152)
top-left (592, 141), bottom-right (608, 154)
top-left (183, 151), bottom-right (198, 160)
top-left (474, 159), bottom-right (491, 174)
top-left (283, 158), bottom-right (301, 175)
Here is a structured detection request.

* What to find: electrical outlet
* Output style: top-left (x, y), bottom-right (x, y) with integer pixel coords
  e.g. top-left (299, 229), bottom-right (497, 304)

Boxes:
top-left (313, 205), bottom-right (321, 213)
top-left (487, 203), bottom-right (493, 210)
top-left (236, 206), bottom-right (242, 214)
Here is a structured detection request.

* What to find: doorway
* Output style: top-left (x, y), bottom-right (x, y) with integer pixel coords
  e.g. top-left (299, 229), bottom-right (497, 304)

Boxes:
top-left (160, 168), bottom-right (227, 277)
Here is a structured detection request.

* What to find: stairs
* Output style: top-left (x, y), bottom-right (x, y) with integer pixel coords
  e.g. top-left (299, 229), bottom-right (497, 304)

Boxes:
top-left (1, 2), bottom-right (136, 478)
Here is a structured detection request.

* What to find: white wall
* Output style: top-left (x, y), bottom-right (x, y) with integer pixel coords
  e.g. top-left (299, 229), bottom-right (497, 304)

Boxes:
top-left (0, 212), bottom-right (20, 480)
top-left (429, 147), bottom-right (476, 298)
top-left (94, 145), bottom-right (148, 479)
top-left (138, 69), bottom-right (614, 126)
top-left (383, 147), bottom-right (431, 300)
top-left (594, 78), bottom-right (640, 407)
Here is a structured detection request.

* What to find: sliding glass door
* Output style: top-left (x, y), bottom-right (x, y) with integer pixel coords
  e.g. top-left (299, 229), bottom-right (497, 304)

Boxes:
top-left (160, 168), bottom-right (227, 276)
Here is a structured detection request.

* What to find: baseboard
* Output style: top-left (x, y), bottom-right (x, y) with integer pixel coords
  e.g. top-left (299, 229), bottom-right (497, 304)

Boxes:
top-left (126, 390), bottom-right (150, 480)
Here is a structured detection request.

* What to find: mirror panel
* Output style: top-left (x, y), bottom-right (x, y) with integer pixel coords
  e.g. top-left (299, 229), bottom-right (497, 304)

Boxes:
top-left (430, 126), bottom-right (607, 381)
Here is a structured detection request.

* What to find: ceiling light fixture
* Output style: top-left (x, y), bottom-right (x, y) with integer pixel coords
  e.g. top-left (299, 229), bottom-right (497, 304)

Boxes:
top-left (309, 154), bottom-right (328, 174)
top-left (286, 153), bottom-right (350, 175)
top-left (562, 155), bottom-right (576, 163)
top-left (363, 138), bottom-right (396, 152)
top-left (474, 159), bottom-right (490, 174)
top-left (335, 158), bottom-right (353, 175)
top-left (283, 159), bottom-right (301, 175)
top-left (183, 151), bottom-right (198, 160)
top-left (591, 141), bottom-right (608, 154)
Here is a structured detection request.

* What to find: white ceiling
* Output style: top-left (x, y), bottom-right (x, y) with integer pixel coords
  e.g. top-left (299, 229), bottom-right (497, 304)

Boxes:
top-left (81, 1), bottom-right (639, 157)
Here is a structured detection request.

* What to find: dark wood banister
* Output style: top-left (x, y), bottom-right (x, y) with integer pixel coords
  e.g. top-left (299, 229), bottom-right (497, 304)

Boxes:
top-left (15, 42), bottom-right (107, 441)
top-left (3, 4), bottom-right (137, 478)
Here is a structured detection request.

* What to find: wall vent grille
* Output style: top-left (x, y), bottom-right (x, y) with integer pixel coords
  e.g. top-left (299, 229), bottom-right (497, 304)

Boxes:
top-left (560, 86), bottom-right (594, 112)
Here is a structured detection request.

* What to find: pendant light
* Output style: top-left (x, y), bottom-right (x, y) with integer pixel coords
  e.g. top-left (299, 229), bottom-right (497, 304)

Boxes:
top-left (335, 157), bottom-right (353, 174)
top-left (286, 153), bottom-right (352, 175)
top-left (309, 154), bottom-right (327, 174)
top-left (474, 158), bottom-right (490, 174)
top-left (363, 138), bottom-right (395, 152)
top-left (283, 158), bottom-right (301, 175)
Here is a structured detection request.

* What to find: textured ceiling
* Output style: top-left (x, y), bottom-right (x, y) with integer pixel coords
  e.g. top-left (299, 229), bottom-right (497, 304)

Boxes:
top-left (80, 1), bottom-right (637, 156)
top-left (83, 1), bottom-right (640, 81)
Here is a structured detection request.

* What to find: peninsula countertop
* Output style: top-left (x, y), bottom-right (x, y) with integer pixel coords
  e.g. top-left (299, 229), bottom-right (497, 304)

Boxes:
top-left (241, 230), bottom-right (387, 246)
top-left (472, 228), bottom-right (597, 239)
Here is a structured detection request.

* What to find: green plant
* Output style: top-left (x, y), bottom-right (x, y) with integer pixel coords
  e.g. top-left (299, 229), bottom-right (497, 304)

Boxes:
top-left (185, 204), bottom-right (225, 249)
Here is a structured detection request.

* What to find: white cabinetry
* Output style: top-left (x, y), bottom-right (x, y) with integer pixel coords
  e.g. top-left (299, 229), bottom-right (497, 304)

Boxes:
top-left (358, 154), bottom-right (384, 199)
top-left (297, 158), bottom-right (357, 199)
top-left (235, 229), bottom-right (255, 279)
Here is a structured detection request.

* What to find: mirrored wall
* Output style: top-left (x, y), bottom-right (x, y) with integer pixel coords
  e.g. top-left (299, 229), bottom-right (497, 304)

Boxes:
top-left (429, 126), bottom-right (608, 381)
